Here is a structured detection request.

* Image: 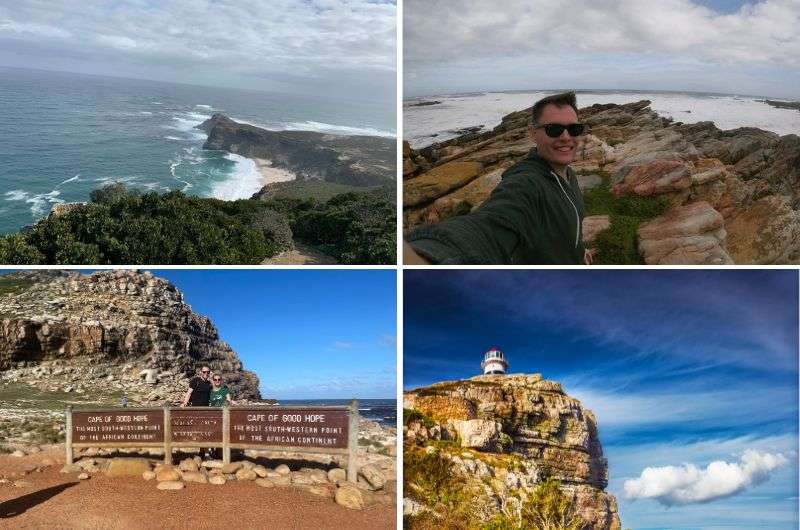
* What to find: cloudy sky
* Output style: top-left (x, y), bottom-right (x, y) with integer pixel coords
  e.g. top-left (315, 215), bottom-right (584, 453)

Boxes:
top-left (404, 270), bottom-right (799, 529)
top-left (149, 270), bottom-right (397, 400)
top-left (0, 1), bottom-right (396, 104)
top-left (404, 0), bottom-right (800, 98)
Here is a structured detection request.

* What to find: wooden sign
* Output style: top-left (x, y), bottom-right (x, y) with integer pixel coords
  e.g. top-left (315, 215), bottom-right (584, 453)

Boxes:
top-left (171, 409), bottom-right (223, 443)
top-left (71, 409), bottom-right (164, 444)
top-left (229, 408), bottom-right (349, 449)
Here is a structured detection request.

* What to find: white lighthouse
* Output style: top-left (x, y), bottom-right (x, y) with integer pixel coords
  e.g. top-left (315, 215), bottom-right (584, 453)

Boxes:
top-left (481, 347), bottom-right (508, 375)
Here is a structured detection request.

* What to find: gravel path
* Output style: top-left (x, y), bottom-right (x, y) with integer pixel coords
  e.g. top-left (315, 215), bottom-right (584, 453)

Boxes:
top-left (0, 449), bottom-right (395, 530)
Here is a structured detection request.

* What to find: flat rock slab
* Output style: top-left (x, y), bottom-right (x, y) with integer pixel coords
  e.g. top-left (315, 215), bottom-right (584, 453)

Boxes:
top-left (638, 201), bottom-right (734, 264)
top-left (404, 161), bottom-right (484, 208)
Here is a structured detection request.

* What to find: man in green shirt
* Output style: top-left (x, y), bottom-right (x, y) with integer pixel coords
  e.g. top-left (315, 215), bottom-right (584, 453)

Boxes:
top-left (405, 92), bottom-right (593, 265)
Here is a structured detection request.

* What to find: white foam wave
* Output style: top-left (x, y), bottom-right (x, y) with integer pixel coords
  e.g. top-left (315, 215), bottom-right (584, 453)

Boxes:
top-left (195, 104), bottom-right (214, 110)
top-left (282, 120), bottom-right (396, 138)
top-left (139, 111), bottom-right (153, 115)
top-left (58, 174), bottom-right (81, 186)
top-left (4, 189), bottom-right (64, 217)
top-left (164, 136), bottom-right (184, 141)
top-left (165, 111), bottom-right (211, 140)
top-left (231, 117), bottom-right (395, 138)
top-left (210, 153), bottom-right (264, 201)
top-left (404, 91), bottom-right (800, 148)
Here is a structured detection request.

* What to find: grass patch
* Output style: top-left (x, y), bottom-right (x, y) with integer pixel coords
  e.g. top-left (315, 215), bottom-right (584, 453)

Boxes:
top-left (404, 408), bottom-right (437, 429)
top-left (0, 276), bottom-right (35, 296)
top-left (582, 172), bottom-right (669, 264)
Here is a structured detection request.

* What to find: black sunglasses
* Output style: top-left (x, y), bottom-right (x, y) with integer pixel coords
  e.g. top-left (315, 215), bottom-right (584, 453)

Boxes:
top-left (534, 123), bottom-right (587, 138)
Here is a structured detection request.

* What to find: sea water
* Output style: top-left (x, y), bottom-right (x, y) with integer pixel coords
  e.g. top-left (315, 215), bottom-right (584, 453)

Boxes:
top-left (0, 67), bottom-right (396, 234)
top-left (277, 399), bottom-right (397, 429)
top-left (404, 90), bottom-right (800, 148)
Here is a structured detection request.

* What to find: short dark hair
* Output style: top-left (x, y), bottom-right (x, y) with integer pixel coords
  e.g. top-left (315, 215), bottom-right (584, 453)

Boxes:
top-left (531, 92), bottom-right (578, 125)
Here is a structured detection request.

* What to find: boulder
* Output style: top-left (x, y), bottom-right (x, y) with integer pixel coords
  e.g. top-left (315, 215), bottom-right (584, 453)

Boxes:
top-left (157, 480), bottom-right (185, 491)
top-left (179, 458), bottom-right (199, 472)
top-left (449, 419), bottom-right (503, 450)
top-left (221, 462), bottom-right (243, 474)
top-left (357, 464), bottom-right (386, 491)
top-left (328, 468), bottom-right (347, 484)
top-left (613, 159), bottom-right (691, 197)
top-left (209, 475), bottom-right (226, 485)
top-left (105, 458), bottom-right (152, 477)
top-left (235, 468), bottom-right (257, 481)
top-left (582, 215), bottom-right (611, 244)
top-left (181, 471), bottom-right (208, 484)
top-left (155, 466), bottom-right (182, 482)
top-left (274, 464), bottom-right (291, 475)
top-left (270, 474), bottom-right (292, 486)
top-left (253, 465), bottom-right (268, 478)
top-left (335, 485), bottom-right (365, 510)
top-left (142, 471), bottom-right (156, 481)
top-left (255, 478), bottom-right (275, 488)
top-left (78, 473), bottom-right (90, 480)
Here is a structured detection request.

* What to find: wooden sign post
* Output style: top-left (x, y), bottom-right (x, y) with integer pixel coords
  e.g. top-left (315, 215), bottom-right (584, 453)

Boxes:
top-left (65, 401), bottom-right (360, 482)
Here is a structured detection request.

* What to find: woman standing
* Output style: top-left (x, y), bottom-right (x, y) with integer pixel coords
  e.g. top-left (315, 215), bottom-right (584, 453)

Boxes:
top-left (209, 374), bottom-right (233, 407)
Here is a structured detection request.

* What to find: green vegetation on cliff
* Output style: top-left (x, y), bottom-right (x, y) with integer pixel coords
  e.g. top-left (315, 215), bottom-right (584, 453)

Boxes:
top-left (582, 172), bottom-right (668, 264)
top-left (0, 183), bottom-right (396, 265)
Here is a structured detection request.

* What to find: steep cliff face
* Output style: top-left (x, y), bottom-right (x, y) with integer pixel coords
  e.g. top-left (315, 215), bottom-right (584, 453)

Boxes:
top-left (404, 374), bottom-right (620, 530)
top-left (0, 270), bottom-right (260, 402)
top-left (197, 113), bottom-right (396, 187)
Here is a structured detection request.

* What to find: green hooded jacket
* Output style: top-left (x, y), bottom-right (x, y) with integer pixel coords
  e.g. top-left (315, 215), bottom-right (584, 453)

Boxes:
top-left (407, 150), bottom-right (585, 264)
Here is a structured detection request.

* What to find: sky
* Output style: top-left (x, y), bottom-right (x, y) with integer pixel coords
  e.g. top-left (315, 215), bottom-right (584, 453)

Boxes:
top-left (404, 270), bottom-right (799, 530)
top-left (146, 269), bottom-right (397, 400)
top-left (404, 0), bottom-right (800, 99)
top-left (0, 1), bottom-right (396, 105)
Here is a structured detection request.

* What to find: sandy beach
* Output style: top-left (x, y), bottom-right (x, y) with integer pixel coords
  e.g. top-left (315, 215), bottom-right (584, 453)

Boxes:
top-left (252, 157), bottom-right (296, 186)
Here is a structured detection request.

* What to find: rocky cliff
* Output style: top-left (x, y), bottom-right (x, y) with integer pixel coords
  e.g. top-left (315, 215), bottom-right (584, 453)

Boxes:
top-left (403, 100), bottom-right (800, 264)
top-left (404, 374), bottom-right (620, 529)
top-left (197, 114), bottom-right (396, 188)
top-left (0, 270), bottom-right (260, 404)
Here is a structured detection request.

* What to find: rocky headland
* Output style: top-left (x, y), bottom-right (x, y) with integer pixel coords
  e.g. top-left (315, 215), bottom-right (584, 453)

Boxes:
top-left (403, 374), bottom-right (620, 529)
top-left (0, 269), bottom-right (397, 520)
top-left (197, 114), bottom-right (396, 188)
top-left (403, 100), bottom-right (800, 264)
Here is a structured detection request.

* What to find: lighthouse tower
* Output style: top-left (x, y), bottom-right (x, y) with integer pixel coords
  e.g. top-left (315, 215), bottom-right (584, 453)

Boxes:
top-left (481, 347), bottom-right (508, 375)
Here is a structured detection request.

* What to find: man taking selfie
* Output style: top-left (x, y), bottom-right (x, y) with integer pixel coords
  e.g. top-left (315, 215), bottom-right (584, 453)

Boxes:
top-left (405, 92), bottom-right (593, 265)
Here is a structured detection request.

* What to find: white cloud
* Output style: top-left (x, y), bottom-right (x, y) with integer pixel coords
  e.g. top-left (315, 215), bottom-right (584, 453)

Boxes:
top-left (624, 449), bottom-right (788, 505)
top-left (404, 0), bottom-right (800, 96)
top-left (0, 1), bottom-right (396, 96)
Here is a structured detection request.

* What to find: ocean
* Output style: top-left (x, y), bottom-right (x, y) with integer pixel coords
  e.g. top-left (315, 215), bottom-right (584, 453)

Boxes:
top-left (0, 67), bottom-right (396, 235)
top-left (276, 399), bottom-right (396, 429)
top-left (404, 89), bottom-right (800, 149)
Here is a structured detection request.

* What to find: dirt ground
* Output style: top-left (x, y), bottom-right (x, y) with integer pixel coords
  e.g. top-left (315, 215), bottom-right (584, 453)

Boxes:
top-left (0, 448), bottom-right (395, 530)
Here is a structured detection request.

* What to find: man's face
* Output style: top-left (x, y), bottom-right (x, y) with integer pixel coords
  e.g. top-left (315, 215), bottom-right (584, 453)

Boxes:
top-left (200, 368), bottom-right (210, 380)
top-left (529, 104), bottom-right (581, 168)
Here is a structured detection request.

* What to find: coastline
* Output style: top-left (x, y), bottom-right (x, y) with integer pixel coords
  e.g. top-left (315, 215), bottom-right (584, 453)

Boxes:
top-left (251, 157), bottom-right (296, 187)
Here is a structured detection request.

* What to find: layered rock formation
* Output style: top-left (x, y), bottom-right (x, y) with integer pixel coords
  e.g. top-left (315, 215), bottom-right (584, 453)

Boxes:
top-left (197, 114), bottom-right (395, 188)
top-left (404, 100), bottom-right (800, 264)
top-left (404, 374), bottom-right (620, 530)
top-left (0, 270), bottom-right (260, 403)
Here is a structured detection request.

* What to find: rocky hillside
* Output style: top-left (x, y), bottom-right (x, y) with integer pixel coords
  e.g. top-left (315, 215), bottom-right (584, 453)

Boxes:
top-left (0, 270), bottom-right (260, 405)
top-left (197, 114), bottom-right (396, 187)
top-left (403, 374), bottom-right (620, 529)
top-left (404, 100), bottom-right (800, 264)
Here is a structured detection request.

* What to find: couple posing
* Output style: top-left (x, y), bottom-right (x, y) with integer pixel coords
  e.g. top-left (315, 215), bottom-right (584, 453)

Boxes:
top-left (405, 91), bottom-right (594, 265)
top-left (180, 365), bottom-right (234, 407)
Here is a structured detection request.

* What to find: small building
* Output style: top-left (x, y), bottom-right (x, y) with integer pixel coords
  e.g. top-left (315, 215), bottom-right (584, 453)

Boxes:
top-left (481, 347), bottom-right (508, 375)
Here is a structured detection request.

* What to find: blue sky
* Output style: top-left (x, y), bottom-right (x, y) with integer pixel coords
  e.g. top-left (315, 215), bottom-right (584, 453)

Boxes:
top-left (147, 269), bottom-right (396, 400)
top-left (404, 270), bottom-right (799, 530)
top-left (0, 1), bottom-right (396, 104)
top-left (405, 0), bottom-right (800, 98)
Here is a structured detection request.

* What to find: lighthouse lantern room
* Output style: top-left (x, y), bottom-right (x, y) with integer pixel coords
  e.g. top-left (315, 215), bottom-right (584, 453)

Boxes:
top-left (481, 347), bottom-right (508, 375)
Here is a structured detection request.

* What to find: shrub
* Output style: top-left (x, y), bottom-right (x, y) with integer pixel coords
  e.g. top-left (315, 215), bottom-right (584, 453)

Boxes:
top-left (520, 478), bottom-right (584, 530)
